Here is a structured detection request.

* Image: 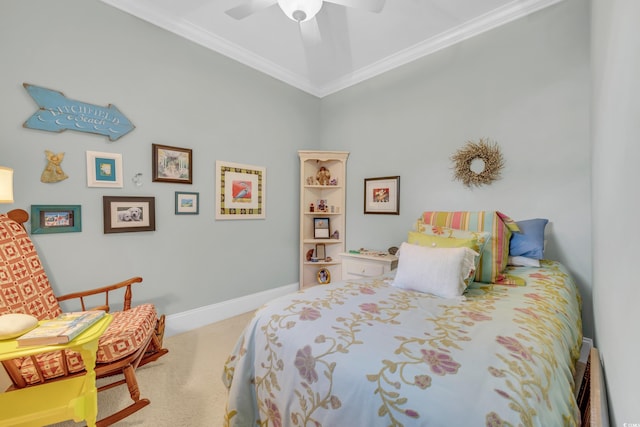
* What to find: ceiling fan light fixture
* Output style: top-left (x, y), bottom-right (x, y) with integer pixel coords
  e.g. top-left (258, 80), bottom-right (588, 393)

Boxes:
top-left (277, 0), bottom-right (323, 22)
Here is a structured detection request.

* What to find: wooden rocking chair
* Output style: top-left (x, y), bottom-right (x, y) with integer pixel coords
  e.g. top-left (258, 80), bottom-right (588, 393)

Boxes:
top-left (0, 209), bottom-right (169, 426)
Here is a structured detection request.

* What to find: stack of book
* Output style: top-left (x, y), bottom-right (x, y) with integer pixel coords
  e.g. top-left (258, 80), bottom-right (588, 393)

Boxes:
top-left (16, 310), bottom-right (106, 347)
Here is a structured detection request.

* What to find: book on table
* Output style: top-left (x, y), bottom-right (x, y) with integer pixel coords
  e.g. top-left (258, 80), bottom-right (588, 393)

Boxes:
top-left (16, 310), bottom-right (106, 347)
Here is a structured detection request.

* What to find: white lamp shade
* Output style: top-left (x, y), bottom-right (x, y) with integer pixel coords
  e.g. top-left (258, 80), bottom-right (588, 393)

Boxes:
top-left (0, 167), bottom-right (14, 203)
top-left (277, 0), bottom-right (322, 22)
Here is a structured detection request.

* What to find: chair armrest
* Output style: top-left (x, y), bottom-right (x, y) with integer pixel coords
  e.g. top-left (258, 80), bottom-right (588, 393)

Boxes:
top-left (56, 277), bottom-right (143, 312)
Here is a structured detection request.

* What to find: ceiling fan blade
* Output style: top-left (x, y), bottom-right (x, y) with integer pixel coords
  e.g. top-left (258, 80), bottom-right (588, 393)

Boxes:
top-left (299, 17), bottom-right (322, 46)
top-left (225, 0), bottom-right (277, 19)
top-left (300, 6), bottom-right (353, 87)
top-left (323, 0), bottom-right (385, 13)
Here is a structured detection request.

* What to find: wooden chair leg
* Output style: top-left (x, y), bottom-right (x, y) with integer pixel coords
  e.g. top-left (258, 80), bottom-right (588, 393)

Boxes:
top-left (96, 365), bottom-right (149, 426)
top-left (123, 365), bottom-right (140, 401)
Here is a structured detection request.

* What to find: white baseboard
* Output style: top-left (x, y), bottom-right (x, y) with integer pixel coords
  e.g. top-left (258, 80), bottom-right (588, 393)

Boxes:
top-left (164, 283), bottom-right (299, 337)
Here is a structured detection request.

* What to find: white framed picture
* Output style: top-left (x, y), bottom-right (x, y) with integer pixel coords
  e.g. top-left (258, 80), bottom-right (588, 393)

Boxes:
top-left (86, 151), bottom-right (123, 188)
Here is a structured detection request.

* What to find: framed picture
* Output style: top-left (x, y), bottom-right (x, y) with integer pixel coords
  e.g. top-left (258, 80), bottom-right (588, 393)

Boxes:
top-left (215, 160), bottom-right (266, 220)
top-left (103, 196), bottom-right (155, 233)
top-left (31, 205), bottom-right (81, 234)
top-left (364, 176), bottom-right (400, 215)
top-left (315, 243), bottom-right (326, 260)
top-left (313, 217), bottom-right (330, 239)
top-left (175, 191), bottom-right (199, 215)
top-left (86, 151), bottom-right (123, 188)
top-left (152, 144), bottom-right (193, 184)
top-left (317, 267), bottom-right (331, 284)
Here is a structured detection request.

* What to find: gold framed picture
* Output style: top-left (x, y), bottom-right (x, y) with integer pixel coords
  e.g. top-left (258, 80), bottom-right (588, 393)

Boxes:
top-left (317, 267), bottom-right (331, 285)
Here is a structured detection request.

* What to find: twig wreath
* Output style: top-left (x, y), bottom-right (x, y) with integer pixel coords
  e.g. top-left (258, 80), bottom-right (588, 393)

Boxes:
top-left (451, 138), bottom-right (504, 188)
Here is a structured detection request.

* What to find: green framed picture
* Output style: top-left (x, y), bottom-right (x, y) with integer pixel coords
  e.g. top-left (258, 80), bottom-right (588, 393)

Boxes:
top-left (175, 191), bottom-right (199, 215)
top-left (31, 205), bottom-right (82, 234)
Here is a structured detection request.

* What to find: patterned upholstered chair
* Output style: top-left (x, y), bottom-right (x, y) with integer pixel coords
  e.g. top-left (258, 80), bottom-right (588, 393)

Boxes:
top-left (0, 210), bottom-right (168, 426)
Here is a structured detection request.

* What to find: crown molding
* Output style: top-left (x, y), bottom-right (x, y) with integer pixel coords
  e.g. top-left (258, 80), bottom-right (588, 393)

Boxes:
top-left (316, 0), bottom-right (565, 97)
top-left (101, 0), bottom-right (564, 98)
top-left (101, 0), bottom-right (323, 96)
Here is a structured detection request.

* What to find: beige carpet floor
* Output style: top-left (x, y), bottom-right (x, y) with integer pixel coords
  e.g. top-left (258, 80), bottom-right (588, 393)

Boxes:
top-left (1, 311), bottom-right (254, 427)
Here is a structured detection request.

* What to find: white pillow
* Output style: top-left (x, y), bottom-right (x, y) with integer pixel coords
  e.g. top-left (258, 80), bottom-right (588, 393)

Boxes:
top-left (0, 313), bottom-right (39, 340)
top-left (508, 256), bottom-right (541, 267)
top-left (392, 242), bottom-right (478, 298)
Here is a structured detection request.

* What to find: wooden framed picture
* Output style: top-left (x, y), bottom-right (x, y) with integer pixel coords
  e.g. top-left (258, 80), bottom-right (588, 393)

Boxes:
top-left (31, 205), bottom-right (81, 234)
top-left (175, 191), bottom-right (199, 215)
top-left (103, 196), bottom-right (155, 233)
top-left (152, 144), bottom-right (192, 184)
top-left (315, 243), bottom-right (326, 260)
top-left (313, 217), bottom-right (330, 239)
top-left (364, 176), bottom-right (400, 215)
top-left (215, 160), bottom-right (266, 220)
top-left (86, 151), bottom-right (123, 188)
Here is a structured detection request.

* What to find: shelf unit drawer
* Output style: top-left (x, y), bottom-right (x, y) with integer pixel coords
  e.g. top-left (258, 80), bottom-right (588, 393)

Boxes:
top-left (340, 253), bottom-right (398, 280)
top-left (343, 259), bottom-right (385, 278)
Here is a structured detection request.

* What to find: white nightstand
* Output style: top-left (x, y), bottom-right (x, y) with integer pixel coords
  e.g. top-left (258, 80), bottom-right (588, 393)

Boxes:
top-left (339, 252), bottom-right (398, 280)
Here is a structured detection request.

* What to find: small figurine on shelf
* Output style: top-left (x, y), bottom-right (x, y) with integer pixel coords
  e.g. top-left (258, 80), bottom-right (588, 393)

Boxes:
top-left (306, 176), bottom-right (315, 185)
top-left (329, 178), bottom-right (338, 186)
top-left (316, 166), bottom-right (331, 185)
top-left (331, 230), bottom-right (339, 239)
top-left (310, 203), bottom-right (314, 212)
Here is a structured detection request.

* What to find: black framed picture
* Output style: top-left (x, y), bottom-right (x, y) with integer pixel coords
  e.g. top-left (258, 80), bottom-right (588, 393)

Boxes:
top-left (103, 196), bottom-right (156, 234)
top-left (364, 176), bottom-right (400, 215)
top-left (313, 217), bottom-right (330, 239)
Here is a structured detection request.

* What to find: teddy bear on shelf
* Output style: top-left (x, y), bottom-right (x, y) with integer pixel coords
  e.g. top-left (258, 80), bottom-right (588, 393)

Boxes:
top-left (316, 166), bottom-right (331, 186)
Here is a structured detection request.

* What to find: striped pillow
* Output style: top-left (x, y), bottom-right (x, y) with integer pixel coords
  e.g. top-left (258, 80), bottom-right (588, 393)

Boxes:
top-left (417, 211), bottom-right (521, 285)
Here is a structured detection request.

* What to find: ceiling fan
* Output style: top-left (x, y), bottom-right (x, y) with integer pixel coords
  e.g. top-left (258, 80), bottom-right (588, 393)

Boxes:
top-left (225, 0), bottom-right (385, 44)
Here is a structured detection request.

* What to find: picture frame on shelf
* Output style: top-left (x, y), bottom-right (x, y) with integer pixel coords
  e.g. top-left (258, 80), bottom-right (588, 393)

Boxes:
top-left (103, 196), bottom-right (155, 234)
top-left (152, 143), bottom-right (193, 184)
top-left (317, 267), bottom-right (331, 284)
top-left (175, 191), bottom-right (199, 215)
top-left (86, 151), bottom-right (123, 188)
top-left (315, 243), bottom-right (326, 260)
top-left (31, 205), bottom-right (81, 234)
top-left (313, 217), bottom-right (330, 239)
top-left (215, 160), bottom-right (266, 220)
top-left (364, 176), bottom-right (400, 215)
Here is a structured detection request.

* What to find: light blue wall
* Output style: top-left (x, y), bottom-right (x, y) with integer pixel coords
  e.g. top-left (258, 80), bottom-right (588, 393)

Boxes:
top-left (322, 0), bottom-right (592, 335)
top-left (592, 0), bottom-right (640, 425)
top-left (0, 0), bottom-right (320, 314)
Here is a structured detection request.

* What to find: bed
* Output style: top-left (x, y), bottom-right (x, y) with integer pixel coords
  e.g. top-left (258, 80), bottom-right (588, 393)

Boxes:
top-left (223, 212), bottom-right (583, 426)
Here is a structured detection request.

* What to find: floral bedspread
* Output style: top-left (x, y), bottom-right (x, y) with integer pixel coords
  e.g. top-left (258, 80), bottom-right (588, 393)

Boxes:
top-left (223, 260), bottom-right (583, 427)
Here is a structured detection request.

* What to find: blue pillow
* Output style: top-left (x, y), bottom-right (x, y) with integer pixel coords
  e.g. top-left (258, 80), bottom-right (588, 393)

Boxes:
top-left (509, 218), bottom-right (548, 259)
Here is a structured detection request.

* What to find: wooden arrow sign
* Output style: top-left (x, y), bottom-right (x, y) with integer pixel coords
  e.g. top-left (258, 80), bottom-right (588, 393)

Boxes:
top-left (23, 83), bottom-right (135, 141)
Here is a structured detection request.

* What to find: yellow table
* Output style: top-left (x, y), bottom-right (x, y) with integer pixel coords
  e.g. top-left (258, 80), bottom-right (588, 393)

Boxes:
top-left (0, 315), bottom-right (112, 427)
